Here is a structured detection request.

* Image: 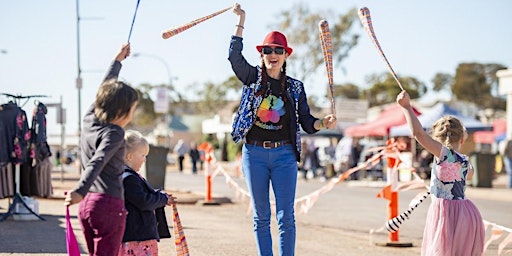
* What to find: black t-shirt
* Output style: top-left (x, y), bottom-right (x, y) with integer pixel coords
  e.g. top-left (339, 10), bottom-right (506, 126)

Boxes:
top-left (246, 77), bottom-right (291, 142)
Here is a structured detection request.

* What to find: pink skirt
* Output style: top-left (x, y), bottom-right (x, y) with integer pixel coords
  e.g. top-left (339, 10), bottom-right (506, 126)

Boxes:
top-left (421, 197), bottom-right (485, 256)
top-left (118, 239), bottom-right (159, 256)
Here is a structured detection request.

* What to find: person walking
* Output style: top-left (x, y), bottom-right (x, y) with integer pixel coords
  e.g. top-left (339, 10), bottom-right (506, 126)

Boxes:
top-left (228, 4), bottom-right (337, 255)
top-left (189, 142), bottom-right (200, 175)
top-left (396, 90), bottom-right (484, 256)
top-left (119, 130), bottom-right (176, 256)
top-left (64, 43), bottom-right (139, 256)
top-left (502, 139), bottom-right (512, 188)
top-left (174, 139), bottom-right (186, 173)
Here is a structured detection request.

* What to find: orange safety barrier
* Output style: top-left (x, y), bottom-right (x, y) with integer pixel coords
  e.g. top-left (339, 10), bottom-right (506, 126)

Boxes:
top-left (198, 142), bottom-right (214, 203)
top-left (385, 138), bottom-right (404, 242)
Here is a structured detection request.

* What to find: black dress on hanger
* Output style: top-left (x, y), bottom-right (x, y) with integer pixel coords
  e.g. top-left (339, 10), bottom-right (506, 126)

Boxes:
top-left (20, 102), bottom-right (53, 197)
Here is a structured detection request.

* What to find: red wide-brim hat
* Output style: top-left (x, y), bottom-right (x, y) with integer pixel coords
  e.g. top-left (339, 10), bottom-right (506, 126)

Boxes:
top-left (256, 31), bottom-right (293, 56)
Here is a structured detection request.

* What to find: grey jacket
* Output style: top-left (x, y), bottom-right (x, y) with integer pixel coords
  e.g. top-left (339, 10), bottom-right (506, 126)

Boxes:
top-left (74, 61), bottom-right (125, 199)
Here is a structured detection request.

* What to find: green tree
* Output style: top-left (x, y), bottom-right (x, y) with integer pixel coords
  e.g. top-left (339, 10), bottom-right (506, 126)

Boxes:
top-left (127, 86), bottom-right (157, 129)
top-left (271, 3), bottom-right (359, 82)
top-left (194, 76), bottom-right (243, 116)
top-left (363, 72), bottom-right (426, 107)
top-left (431, 72), bottom-right (453, 93)
top-left (333, 82), bottom-right (360, 99)
top-left (452, 63), bottom-right (506, 109)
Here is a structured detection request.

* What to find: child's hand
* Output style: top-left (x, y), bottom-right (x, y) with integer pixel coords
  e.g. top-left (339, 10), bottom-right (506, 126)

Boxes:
top-left (115, 43), bottom-right (131, 62)
top-left (64, 190), bottom-right (83, 206)
top-left (166, 193), bottom-right (177, 206)
top-left (396, 90), bottom-right (411, 108)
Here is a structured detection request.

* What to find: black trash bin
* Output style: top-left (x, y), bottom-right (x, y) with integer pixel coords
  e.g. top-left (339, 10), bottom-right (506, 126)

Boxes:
top-left (469, 152), bottom-right (495, 188)
top-left (145, 145), bottom-right (169, 189)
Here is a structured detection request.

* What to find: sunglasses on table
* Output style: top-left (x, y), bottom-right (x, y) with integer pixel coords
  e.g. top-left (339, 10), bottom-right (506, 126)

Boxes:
top-left (262, 47), bottom-right (286, 55)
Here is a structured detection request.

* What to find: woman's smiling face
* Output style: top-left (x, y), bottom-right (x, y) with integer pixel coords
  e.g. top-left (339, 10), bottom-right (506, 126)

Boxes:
top-left (261, 47), bottom-right (288, 73)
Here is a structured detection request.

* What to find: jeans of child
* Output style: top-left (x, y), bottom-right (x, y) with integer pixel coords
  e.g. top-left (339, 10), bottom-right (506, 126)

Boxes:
top-left (242, 143), bottom-right (297, 256)
top-left (78, 192), bottom-right (127, 256)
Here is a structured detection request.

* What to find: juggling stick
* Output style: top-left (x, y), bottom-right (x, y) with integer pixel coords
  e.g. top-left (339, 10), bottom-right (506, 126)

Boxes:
top-left (127, 0), bottom-right (141, 43)
top-left (318, 20), bottom-right (336, 116)
top-left (385, 191), bottom-right (430, 233)
top-left (162, 6), bottom-right (232, 39)
top-left (358, 7), bottom-right (404, 91)
top-left (172, 204), bottom-right (190, 256)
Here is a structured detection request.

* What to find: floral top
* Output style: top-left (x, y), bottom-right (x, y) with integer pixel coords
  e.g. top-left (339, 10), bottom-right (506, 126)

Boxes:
top-left (430, 146), bottom-right (471, 200)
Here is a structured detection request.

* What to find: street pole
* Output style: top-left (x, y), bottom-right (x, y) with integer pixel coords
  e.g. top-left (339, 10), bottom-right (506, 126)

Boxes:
top-left (60, 96), bottom-right (65, 182)
top-left (76, 0), bottom-right (82, 174)
top-left (45, 98), bottom-right (67, 182)
top-left (133, 53), bottom-right (173, 86)
top-left (133, 53), bottom-right (175, 146)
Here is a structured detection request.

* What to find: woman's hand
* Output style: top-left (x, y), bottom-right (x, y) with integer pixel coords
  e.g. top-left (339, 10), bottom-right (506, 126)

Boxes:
top-left (232, 2), bottom-right (245, 37)
top-left (322, 114), bottom-right (337, 129)
top-left (232, 3), bottom-right (245, 17)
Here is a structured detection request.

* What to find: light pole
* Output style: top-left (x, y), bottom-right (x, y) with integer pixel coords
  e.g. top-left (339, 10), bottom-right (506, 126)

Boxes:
top-left (75, 0), bottom-right (101, 173)
top-left (133, 53), bottom-right (174, 86)
top-left (133, 53), bottom-right (176, 146)
top-left (76, 0), bottom-right (82, 137)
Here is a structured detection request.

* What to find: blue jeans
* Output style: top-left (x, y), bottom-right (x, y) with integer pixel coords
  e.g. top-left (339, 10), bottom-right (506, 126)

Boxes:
top-left (242, 143), bottom-right (297, 256)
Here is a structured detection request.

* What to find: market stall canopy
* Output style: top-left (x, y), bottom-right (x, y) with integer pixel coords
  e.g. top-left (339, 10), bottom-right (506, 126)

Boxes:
top-left (344, 105), bottom-right (421, 137)
top-left (389, 103), bottom-right (492, 137)
top-left (472, 119), bottom-right (506, 144)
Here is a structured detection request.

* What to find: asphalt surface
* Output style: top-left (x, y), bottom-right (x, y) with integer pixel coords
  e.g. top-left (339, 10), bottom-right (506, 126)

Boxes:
top-left (0, 162), bottom-right (511, 256)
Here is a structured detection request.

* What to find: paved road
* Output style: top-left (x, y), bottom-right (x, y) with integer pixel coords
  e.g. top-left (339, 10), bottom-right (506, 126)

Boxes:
top-left (0, 163), bottom-right (511, 255)
top-left (165, 166), bottom-right (512, 255)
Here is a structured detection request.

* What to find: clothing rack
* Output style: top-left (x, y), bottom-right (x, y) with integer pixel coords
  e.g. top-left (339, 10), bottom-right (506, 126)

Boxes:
top-left (0, 93), bottom-right (48, 222)
top-left (1, 93), bottom-right (48, 107)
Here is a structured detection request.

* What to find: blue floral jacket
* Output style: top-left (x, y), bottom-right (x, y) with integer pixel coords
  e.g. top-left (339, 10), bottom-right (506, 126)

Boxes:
top-left (228, 36), bottom-right (319, 161)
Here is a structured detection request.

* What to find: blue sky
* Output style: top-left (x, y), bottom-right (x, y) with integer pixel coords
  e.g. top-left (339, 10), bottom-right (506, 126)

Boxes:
top-left (1, 0), bottom-right (511, 136)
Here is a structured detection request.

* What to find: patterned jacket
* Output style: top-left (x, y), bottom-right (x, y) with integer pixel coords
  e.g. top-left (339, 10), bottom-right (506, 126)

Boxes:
top-left (228, 36), bottom-right (319, 161)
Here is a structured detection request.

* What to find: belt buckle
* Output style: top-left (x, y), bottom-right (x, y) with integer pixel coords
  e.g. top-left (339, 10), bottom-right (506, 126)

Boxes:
top-left (263, 141), bottom-right (273, 149)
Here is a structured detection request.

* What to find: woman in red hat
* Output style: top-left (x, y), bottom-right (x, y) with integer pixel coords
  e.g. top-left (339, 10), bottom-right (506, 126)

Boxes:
top-left (229, 3), bottom-right (336, 256)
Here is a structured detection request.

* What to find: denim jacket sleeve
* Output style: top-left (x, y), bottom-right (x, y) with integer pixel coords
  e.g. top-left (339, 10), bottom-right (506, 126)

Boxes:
top-left (296, 84), bottom-right (319, 134)
top-left (228, 36), bottom-right (258, 85)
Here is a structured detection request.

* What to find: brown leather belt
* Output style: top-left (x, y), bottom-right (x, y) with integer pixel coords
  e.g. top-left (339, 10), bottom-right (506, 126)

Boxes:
top-left (246, 140), bottom-right (291, 149)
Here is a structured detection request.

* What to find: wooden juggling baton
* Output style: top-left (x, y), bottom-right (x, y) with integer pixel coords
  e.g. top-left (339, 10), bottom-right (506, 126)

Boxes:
top-left (318, 20), bottom-right (336, 116)
top-left (358, 7), bottom-right (404, 90)
top-left (162, 6), bottom-right (232, 39)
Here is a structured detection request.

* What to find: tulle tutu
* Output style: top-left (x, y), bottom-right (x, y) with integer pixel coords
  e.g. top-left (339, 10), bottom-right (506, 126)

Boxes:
top-left (421, 197), bottom-right (485, 256)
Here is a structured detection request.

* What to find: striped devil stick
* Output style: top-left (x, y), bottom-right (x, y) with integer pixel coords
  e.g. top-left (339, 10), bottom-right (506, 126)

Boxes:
top-left (385, 191), bottom-right (430, 233)
top-left (318, 20), bottom-right (336, 116)
top-left (172, 204), bottom-right (190, 256)
top-left (358, 7), bottom-right (404, 91)
top-left (162, 6), bottom-right (232, 39)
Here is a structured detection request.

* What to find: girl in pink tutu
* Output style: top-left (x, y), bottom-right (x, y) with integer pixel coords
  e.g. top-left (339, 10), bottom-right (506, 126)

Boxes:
top-left (397, 90), bottom-right (485, 256)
